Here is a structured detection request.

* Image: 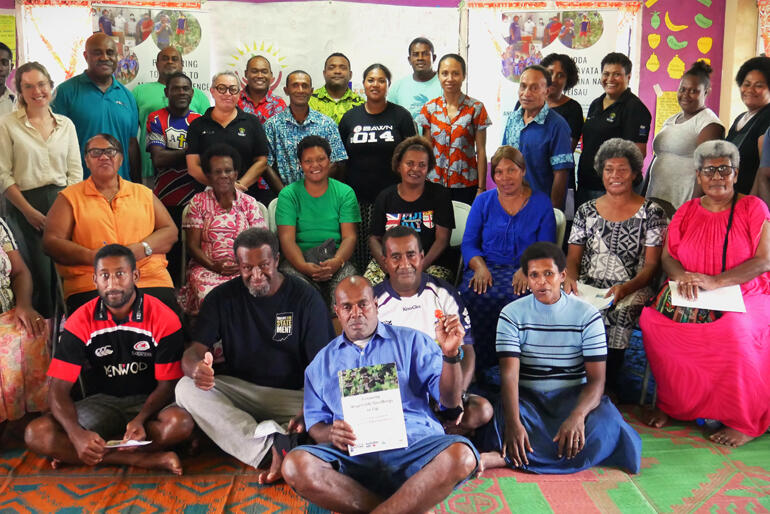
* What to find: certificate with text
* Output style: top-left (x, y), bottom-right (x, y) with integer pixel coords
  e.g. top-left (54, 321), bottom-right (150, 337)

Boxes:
top-left (338, 362), bottom-right (408, 456)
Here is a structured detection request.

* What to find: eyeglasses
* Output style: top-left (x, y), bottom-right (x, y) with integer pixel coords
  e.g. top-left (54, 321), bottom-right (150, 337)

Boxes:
top-left (213, 84), bottom-right (240, 95)
top-left (699, 165), bottom-right (735, 178)
top-left (0, 58), bottom-right (12, 67)
top-left (86, 147), bottom-right (119, 158)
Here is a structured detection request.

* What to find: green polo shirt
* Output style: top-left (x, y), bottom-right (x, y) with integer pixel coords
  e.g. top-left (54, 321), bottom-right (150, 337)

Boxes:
top-left (51, 73), bottom-right (139, 180)
top-left (308, 86), bottom-right (364, 125)
top-left (132, 81), bottom-right (210, 179)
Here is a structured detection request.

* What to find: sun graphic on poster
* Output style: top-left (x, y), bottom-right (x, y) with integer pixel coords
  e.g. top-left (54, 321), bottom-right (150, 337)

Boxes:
top-left (226, 41), bottom-right (288, 94)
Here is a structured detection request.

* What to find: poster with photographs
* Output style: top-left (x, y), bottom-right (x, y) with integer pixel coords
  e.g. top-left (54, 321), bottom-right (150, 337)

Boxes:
top-left (91, 4), bottom-right (209, 92)
top-left (468, 4), bottom-right (641, 153)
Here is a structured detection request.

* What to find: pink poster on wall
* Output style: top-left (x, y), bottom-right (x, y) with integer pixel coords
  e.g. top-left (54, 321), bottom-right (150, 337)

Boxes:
top-left (638, 0), bottom-right (724, 137)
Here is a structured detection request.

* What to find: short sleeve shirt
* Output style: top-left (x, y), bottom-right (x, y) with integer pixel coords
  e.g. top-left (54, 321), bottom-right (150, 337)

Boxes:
top-left (370, 181), bottom-right (454, 259)
top-left (501, 104), bottom-right (574, 196)
top-left (308, 86), bottom-right (364, 124)
top-left (338, 103), bottom-right (417, 203)
top-left (146, 107), bottom-right (204, 207)
top-left (47, 292), bottom-right (184, 396)
top-left (196, 275), bottom-right (334, 390)
top-left (51, 73), bottom-right (139, 180)
top-left (374, 273), bottom-right (472, 346)
top-left (577, 89), bottom-right (651, 191)
top-left (186, 107), bottom-right (270, 196)
top-left (387, 74), bottom-right (442, 120)
top-left (275, 178), bottom-right (361, 251)
top-left (238, 90), bottom-right (286, 124)
top-left (416, 94), bottom-right (491, 189)
top-left (263, 108), bottom-right (348, 185)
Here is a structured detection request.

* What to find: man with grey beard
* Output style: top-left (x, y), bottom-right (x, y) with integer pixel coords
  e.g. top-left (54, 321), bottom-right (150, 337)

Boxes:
top-left (175, 228), bottom-right (333, 483)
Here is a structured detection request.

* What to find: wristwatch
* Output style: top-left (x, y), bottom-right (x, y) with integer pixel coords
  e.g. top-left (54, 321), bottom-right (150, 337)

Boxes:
top-left (442, 347), bottom-right (464, 364)
top-left (141, 241), bottom-right (153, 257)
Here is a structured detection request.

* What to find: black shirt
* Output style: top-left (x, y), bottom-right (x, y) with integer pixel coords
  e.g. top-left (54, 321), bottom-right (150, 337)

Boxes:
top-left (195, 274), bottom-right (335, 390)
top-left (49, 291), bottom-right (184, 397)
top-left (552, 98), bottom-right (584, 188)
top-left (726, 103), bottom-right (770, 194)
top-left (577, 89), bottom-right (651, 192)
top-left (186, 107), bottom-right (270, 197)
top-left (338, 102), bottom-right (416, 204)
top-left (370, 181), bottom-right (455, 267)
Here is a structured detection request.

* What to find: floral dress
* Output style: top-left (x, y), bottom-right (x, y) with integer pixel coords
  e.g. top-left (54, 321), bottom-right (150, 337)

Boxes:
top-left (0, 218), bottom-right (50, 421)
top-left (568, 199), bottom-right (667, 349)
top-left (178, 189), bottom-right (267, 315)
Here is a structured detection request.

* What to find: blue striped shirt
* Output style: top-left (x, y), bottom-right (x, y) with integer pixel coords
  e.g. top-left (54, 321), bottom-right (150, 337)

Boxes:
top-left (496, 293), bottom-right (606, 392)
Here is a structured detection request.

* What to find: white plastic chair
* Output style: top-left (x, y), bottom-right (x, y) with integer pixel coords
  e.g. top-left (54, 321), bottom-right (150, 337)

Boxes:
top-left (268, 198), bottom-right (279, 233)
top-left (554, 207), bottom-right (566, 247)
top-left (450, 201), bottom-right (472, 284)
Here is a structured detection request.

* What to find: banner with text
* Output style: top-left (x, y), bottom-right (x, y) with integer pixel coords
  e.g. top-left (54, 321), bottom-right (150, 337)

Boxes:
top-left (467, 1), bottom-right (641, 149)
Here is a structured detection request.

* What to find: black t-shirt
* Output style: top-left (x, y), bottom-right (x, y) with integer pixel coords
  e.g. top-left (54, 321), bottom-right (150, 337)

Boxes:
top-left (195, 274), bottom-right (335, 390)
top-left (577, 89), bottom-right (651, 192)
top-left (49, 292), bottom-right (184, 397)
top-left (186, 107), bottom-right (270, 197)
top-left (726, 103), bottom-right (770, 194)
top-left (370, 181), bottom-right (455, 266)
top-left (552, 98), bottom-right (583, 188)
top-left (338, 102), bottom-right (416, 204)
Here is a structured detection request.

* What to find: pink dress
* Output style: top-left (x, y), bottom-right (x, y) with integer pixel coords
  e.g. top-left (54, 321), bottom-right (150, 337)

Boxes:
top-left (178, 189), bottom-right (267, 315)
top-left (640, 195), bottom-right (770, 437)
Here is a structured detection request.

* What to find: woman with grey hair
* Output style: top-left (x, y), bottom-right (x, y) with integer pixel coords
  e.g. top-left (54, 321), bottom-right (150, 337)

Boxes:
top-left (185, 70), bottom-right (272, 205)
top-left (641, 138), bottom-right (770, 447)
top-left (564, 138), bottom-right (668, 395)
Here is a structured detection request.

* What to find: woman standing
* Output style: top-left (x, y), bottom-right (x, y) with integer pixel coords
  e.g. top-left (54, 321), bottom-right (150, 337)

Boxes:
top-left (417, 54), bottom-right (491, 205)
top-left (0, 62), bottom-right (82, 318)
top-left (339, 64), bottom-right (415, 270)
top-left (540, 53), bottom-right (583, 152)
top-left (726, 57), bottom-right (770, 195)
top-left (647, 61), bottom-right (724, 210)
top-left (576, 53), bottom-right (651, 209)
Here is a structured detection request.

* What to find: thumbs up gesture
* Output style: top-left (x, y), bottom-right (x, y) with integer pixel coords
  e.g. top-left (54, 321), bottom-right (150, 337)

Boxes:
top-left (193, 351), bottom-right (215, 390)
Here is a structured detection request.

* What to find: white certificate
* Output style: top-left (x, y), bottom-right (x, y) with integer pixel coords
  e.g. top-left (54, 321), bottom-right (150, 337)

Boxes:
top-left (571, 282), bottom-right (614, 311)
top-left (669, 281), bottom-right (746, 313)
top-left (338, 363), bottom-right (408, 456)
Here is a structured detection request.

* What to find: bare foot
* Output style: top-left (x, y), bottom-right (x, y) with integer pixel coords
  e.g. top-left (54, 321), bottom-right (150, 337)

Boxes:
top-left (642, 407), bottom-right (669, 428)
top-left (709, 427), bottom-right (755, 447)
top-left (257, 446), bottom-right (283, 484)
top-left (50, 458), bottom-right (61, 470)
top-left (144, 451), bottom-right (183, 475)
top-left (480, 451), bottom-right (506, 471)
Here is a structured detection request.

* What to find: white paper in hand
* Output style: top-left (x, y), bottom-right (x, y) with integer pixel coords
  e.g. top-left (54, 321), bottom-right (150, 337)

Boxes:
top-left (669, 281), bottom-right (746, 312)
top-left (571, 282), bottom-right (614, 310)
top-left (338, 362), bottom-right (408, 456)
top-left (105, 440), bottom-right (152, 449)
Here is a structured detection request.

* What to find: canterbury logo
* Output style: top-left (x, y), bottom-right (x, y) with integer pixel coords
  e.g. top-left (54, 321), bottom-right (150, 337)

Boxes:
top-left (95, 345), bottom-right (113, 357)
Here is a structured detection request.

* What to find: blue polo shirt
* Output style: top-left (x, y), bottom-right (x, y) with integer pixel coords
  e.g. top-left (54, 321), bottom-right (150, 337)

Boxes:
top-left (52, 72), bottom-right (138, 180)
top-left (303, 322), bottom-right (446, 444)
top-left (501, 104), bottom-right (574, 197)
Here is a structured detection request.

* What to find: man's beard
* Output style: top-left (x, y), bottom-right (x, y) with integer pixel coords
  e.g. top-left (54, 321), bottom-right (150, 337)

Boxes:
top-left (246, 281), bottom-right (270, 297)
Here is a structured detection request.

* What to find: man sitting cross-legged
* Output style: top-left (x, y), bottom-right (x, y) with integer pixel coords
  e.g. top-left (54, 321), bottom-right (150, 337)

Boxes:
top-left (373, 225), bottom-right (493, 434)
top-left (175, 227), bottom-right (334, 483)
top-left (282, 276), bottom-right (479, 513)
top-left (25, 244), bottom-right (191, 475)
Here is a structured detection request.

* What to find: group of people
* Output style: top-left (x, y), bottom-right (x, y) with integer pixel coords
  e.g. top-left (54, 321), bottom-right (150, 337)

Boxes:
top-left (0, 26), bottom-right (768, 512)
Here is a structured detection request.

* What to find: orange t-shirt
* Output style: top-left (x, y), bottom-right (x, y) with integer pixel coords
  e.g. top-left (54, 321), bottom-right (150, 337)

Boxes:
top-left (57, 177), bottom-right (172, 298)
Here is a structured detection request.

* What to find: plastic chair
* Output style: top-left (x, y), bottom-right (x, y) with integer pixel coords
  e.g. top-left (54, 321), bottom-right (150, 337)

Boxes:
top-left (554, 207), bottom-right (566, 247)
top-left (256, 200), bottom-right (269, 230)
top-left (268, 198), bottom-right (278, 233)
top-left (450, 201), bottom-right (472, 284)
